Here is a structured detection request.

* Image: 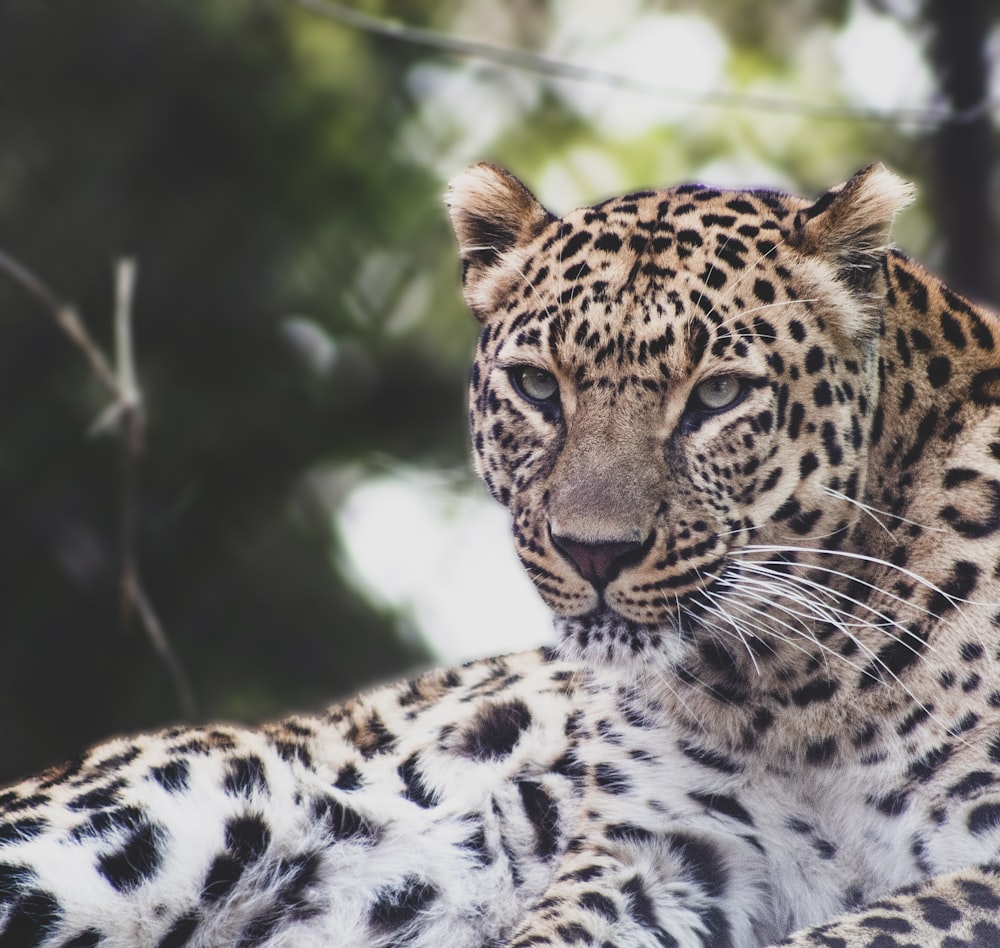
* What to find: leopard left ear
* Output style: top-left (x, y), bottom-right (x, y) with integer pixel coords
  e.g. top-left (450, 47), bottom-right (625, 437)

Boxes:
top-left (792, 164), bottom-right (915, 336)
top-left (446, 163), bottom-right (554, 322)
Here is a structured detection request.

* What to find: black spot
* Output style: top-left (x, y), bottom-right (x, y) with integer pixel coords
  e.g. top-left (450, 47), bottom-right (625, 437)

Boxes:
top-left (753, 278), bottom-right (775, 303)
top-left (968, 802), bottom-right (1000, 836)
top-left (0, 793), bottom-right (49, 815)
top-left (940, 310), bottom-right (967, 349)
top-left (334, 762), bottom-right (362, 791)
top-left (369, 875), bottom-right (439, 936)
top-left (927, 561), bottom-right (981, 614)
top-left (518, 779), bottom-right (560, 859)
top-left (805, 346), bottom-right (825, 374)
top-left (270, 740), bottom-right (312, 768)
top-left (858, 629), bottom-right (929, 689)
top-left (678, 739), bottom-right (741, 774)
top-left (813, 838), bottom-right (837, 859)
top-left (594, 763), bottom-right (630, 794)
top-left (805, 737), bottom-right (837, 765)
top-left (348, 712), bottom-right (397, 758)
top-left (813, 379), bottom-right (833, 408)
top-left (971, 368), bottom-right (1000, 406)
top-left (867, 788), bottom-right (909, 817)
top-left (313, 795), bottom-right (380, 843)
top-left (560, 231), bottom-right (593, 260)
top-left (150, 759), bottom-right (190, 794)
top-left (927, 355), bottom-right (952, 388)
top-left (727, 198), bottom-right (756, 214)
top-left (594, 232), bottom-right (622, 252)
top-left (688, 790), bottom-right (754, 826)
top-left (459, 699), bottom-right (533, 760)
top-left (906, 743), bottom-right (953, 783)
top-left (0, 890), bottom-right (62, 944)
top-left (0, 862), bottom-right (36, 902)
top-left (156, 911), bottom-right (200, 947)
top-left (861, 915), bottom-right (912, 934)
top-left (799, 452), bottom-right (819, 478)
top-left (98, 821), bottom-right (165, 892)
top-left (960, 641), bottom-right (985, 662)
top-left (553, 922), bottom-right (592, 943)
top-left (0, 817), bottom-right (48, 846)
top-left (398, 753), bottom-right (440, 809)
top-left (563, 261), bottom-right (592, 282)
top-left (900, 408), bottom-right (938, 468)
top-left (701, 212), bottom-right (736, 227)
top-left (621, 874), bottom-right (658, 929)
top-left (821, 421), bottom-right (842, 465)
top-left (225, 814), bottom-right (271, 863)
top-left (973, 921), bottom-right (1000, 944)
top-left (957, 879), bottom-right (1000, 910)
top-left (948, 770), bottom-right (995, 800)
top-left (202, 854), bottom-right (244, 903)
top-left (667, 832), bottom-right (728, 898)
top-left (92, 747), bottom-right (141, 772)
top-left (897, 706), bottom-right (931, 736)
top-left (791, 678), bottom-right (839, 707)
top-left (223, 756), bottom-right (268, 798)
top-left (701, 265), bottom-right (727, 289)
top-left (68, 780), bottom-right (126, 812)
top-left (70, 804), bottom-right (144, 842)
top-left (579, 890), bottom-right (618, 922)
top-left (939, 481), bottom-right (1000, 539)
top-left (917, 894), bottom-right (962, 929)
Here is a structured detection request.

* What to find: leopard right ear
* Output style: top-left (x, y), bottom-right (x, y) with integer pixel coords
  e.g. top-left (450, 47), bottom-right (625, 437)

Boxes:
top-left (445, 163), bottom-right (554, 321)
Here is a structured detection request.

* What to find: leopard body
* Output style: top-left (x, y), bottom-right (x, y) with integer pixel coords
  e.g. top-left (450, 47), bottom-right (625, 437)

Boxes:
top-left (4, 164), bottom-right (1000, 947)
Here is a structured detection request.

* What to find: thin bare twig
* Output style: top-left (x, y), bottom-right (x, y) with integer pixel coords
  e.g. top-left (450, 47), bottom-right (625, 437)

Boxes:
top-left (0, 249), bottom-right (197, 720)
top-left (0, 249), bottom-right (118, 394)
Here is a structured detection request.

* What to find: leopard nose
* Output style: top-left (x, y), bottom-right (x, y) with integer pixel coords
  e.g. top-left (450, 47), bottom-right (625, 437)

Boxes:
top-left (549, 532), bottom-right (649, 589)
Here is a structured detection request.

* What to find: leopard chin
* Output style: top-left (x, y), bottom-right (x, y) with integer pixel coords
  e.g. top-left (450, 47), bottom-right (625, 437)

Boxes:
top-left (552, 604), bottom-right (694, 670)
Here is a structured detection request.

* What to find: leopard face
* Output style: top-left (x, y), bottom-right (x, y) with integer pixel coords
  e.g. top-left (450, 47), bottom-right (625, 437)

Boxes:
top-left (448, 164), bottom-right (914, 671)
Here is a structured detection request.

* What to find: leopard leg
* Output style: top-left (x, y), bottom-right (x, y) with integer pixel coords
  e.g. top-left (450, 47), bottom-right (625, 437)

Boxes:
top-left (774, 864), bottom-right (1000, 948)
top-left (504, 825), bottom-right (776, 948)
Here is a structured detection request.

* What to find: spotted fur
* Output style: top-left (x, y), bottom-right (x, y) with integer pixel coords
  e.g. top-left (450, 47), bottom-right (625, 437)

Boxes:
top-left (4, 165), bottom-right (1000, 946)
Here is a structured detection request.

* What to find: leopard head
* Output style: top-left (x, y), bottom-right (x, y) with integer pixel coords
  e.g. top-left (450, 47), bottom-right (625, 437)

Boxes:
top-left (447, 163), bottom-right (913, 672)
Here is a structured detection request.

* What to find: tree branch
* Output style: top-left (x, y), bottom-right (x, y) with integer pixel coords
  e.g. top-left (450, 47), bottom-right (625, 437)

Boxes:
top-left (0, 249), bottom-right (197, 720)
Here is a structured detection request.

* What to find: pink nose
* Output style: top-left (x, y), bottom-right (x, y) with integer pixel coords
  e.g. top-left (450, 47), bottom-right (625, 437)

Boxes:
top-left (549, 534), bottom-right (648, 588)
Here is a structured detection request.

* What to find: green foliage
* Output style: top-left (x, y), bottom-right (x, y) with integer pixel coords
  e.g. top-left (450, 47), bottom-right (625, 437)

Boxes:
top-left (0, 0), bottom-right (457, 780)
top-left (0, 0), bottom-right (995, 783)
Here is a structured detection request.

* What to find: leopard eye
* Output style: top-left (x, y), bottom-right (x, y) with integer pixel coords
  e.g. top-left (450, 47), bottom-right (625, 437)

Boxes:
top-left (509, 365), bottom-right (559, 405)
top-left (691, 375), bottom-right (743, 412)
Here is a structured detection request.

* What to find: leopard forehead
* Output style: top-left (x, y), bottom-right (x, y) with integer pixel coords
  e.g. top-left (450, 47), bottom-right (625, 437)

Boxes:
top-left (486, 185), bottom-right (814, 387)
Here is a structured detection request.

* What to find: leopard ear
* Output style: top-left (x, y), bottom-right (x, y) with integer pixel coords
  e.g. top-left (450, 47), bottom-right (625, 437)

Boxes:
top-left (794, 163), bottom-right (914, 260)
top-left (792, 164), bottom-right (915, 338)
top-left (446, 163), bottom-right (554, 320)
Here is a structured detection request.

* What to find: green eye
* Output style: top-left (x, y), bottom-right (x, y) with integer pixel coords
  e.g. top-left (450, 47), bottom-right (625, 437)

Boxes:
top-left (509, 365), bottom-right (559, 404)
top-left (692, 375), bottom-right (743, 411)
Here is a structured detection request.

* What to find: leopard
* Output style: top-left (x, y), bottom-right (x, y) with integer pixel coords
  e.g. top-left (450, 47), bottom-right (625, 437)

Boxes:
top-left (3, 161), bottom-right (1000, 948)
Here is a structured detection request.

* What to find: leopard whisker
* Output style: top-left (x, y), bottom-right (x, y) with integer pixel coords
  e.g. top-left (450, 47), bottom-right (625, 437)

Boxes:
top-left (821, 486), bottom-right (949, 535)
top-left (731, 559), bottom-right (945, 654)
top-left (736, 544), bottom-right (1000, 610)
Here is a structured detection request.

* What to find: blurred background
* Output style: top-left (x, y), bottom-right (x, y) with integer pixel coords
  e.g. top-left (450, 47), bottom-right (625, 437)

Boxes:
top-left (0, 0), bottom-right (996, 784)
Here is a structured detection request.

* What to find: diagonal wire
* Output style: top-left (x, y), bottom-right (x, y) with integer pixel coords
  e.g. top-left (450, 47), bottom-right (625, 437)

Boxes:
top-left (296, 0), bottom-right (998, 126)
